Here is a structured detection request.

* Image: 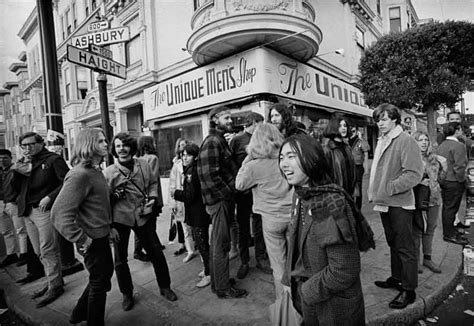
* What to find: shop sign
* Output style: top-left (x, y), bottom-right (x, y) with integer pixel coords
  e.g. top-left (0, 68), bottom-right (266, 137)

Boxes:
top-left (143, 48), bottom-right (372, 121)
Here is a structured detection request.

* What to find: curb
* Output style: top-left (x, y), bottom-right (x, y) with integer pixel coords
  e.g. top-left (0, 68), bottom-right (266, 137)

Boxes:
top-left (367, 246), bottom-right (463, 325)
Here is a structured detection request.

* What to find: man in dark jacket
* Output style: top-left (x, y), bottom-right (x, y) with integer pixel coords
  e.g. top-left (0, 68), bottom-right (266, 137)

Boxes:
top-left (229, 112), bottom-right (271, 279)
top-left (197, 106), bottom-right (248, 299)
top-left (438, 122), bottom-right (469, 245)
top-left (14, 132), bottom-right (66, 307)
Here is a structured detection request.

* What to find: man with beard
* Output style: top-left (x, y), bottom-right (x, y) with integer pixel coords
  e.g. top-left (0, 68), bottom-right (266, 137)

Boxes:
top-left (104, 132), bottom-right (177, 311)
top-left (197, 106), bottom-right (248, 299)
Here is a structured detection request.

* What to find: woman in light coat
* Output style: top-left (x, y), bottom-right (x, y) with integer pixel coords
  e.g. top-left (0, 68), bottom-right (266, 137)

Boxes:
top-left (169, 138), bottom-right (196, 262)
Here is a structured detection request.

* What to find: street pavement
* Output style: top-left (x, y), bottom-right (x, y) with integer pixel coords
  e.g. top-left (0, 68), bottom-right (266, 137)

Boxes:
top-left (0, 175), bottom-right (465, 325)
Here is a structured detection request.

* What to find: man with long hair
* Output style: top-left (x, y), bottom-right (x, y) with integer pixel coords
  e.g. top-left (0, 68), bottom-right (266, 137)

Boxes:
top-left (104, 132), bottom-right (177, 311)
top-left (52, 128), bottom-right (113, 325)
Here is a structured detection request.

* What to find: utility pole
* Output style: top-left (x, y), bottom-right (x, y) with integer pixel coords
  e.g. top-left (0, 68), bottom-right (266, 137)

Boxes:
top-left (37, 0), bottom-right (64, 148)
top-left (97, 73), bottom-right (114, 165)
top-left (36, 0), bottom-right (85, 275)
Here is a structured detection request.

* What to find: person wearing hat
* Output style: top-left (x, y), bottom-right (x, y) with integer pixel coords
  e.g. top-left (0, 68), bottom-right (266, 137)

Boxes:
top-left (197, 106), bottom-right (248, 299)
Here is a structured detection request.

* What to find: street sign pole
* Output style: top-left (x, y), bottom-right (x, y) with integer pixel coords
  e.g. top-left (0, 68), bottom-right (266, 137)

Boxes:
top-left (97, 73), bottom-right (114, 166)
top-left (37, 0), bottom-right (64, 147)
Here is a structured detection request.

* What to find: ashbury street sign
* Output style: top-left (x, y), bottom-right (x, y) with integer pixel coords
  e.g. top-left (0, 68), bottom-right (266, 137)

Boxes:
top-left (71, 26), bottom-right (129, 48)
top-left (143, 48), bottom-right (372, 121)
top-left (67, 45), bottom-right (126, 79)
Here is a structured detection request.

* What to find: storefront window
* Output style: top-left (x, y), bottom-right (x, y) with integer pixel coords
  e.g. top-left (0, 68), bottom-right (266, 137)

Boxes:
top-left (154, 122), bottom-right (203, 176)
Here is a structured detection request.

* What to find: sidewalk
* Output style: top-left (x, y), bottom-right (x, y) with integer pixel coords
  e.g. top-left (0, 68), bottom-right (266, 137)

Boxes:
top-left (0, 178), bottom-right (464, 325)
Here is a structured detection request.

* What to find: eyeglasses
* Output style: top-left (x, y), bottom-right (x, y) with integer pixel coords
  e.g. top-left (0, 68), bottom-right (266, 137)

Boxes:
top-left (20, 142), bottom-right (37, 149)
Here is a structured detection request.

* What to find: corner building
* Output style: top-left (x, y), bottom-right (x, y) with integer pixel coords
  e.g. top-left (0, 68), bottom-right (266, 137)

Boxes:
top-left (46, 0), bottom-right (420, 172)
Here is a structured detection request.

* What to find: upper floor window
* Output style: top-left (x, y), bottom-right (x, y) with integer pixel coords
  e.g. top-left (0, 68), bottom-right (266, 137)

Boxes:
top-left (60, 15), bottom-right (65, 40)
top-left (376, 0), bottom-right (381, 16)
top-left (65, 8), bottom-right (71, 35)
top-left (389, 7), bottom-right (401, 33)
top-left (64, 67), bottom-right (71, 102)
top-left (72, 2), bottom-right (77, 28)
top-left (355, 27), bottom-right (365, 49)
top-left (194, 0), bottom-right (212, 11)
top-left (76, 67), bottom-right (88, 99)
top-left (125, 34), bottom-right (141, 66)
top-left (91, 0), bottom-right (97, 10)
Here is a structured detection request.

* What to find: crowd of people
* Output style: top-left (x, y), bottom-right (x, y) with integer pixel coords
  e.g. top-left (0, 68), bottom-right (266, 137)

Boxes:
top-left (0, 101), bottom-right (470, 325)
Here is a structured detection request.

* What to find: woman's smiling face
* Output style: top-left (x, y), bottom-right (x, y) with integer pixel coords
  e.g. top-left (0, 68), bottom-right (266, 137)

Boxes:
top-left (279, 142), bottom-right (309, 187)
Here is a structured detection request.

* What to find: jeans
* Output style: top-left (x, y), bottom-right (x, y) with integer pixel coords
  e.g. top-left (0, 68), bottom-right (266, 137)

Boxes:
top-left (24, 208), bottom-right (63, 289)
top-left (380, 207), bottom-right (417, 291)
top-left (1, 202), bottom-right (27, 255)
top-left (441, 181), bottom-right (465, 237)
top-left (71, 237), bottom-right (113, 326)
top-left (413, 205), bottom-right (440, 261)
top-left (113, 217), bottom-right (171, 295)
top-left (206, 200), bottom-right (234, 292)
top-left (192, 226), bottom-right (210, 275)
top-left (235, 192), bottom-right (267, 263)
top-left (261, 216), bottom-right (289, 299)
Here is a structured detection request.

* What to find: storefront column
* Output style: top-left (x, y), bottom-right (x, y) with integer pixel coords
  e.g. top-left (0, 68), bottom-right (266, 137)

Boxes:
top-left (114, 108), bottom-right (128, 133)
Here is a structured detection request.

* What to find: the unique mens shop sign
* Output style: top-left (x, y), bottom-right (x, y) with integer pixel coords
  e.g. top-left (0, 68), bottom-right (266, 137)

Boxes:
top-left (144, 48), bottom-right (372, 121)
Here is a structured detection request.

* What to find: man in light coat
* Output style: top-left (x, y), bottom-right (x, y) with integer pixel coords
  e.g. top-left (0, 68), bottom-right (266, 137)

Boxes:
top-left (368, 104), bottom-right (423, 310)
top-left (104, 132), bottom-right (177, 311)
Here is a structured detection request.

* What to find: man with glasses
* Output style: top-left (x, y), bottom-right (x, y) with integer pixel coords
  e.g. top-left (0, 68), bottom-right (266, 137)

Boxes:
top-left (14, 132), bottom-right (67, 307)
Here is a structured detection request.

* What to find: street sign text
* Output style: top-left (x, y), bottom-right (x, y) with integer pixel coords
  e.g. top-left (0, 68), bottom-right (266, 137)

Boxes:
top-left (88, 20), bottom-right (109, 32)
top-left (67, 45), bottom-right (126, 79)
top-left (71, 27), bottom-right (130, 48)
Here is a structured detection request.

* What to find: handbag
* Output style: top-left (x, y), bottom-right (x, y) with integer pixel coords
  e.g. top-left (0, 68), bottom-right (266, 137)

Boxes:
top-left (269, 286), bottom-right (303, 326)
top-left (118, 165), bottom-right (157, 219)
top-left (413, 183), bottom-right (430, 210)
top-left (168, 213), bottom-right (177, 242)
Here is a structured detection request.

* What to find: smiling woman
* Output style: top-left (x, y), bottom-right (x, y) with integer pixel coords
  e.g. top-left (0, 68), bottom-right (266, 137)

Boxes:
top-left (278, 134), bottom-right (365, 325)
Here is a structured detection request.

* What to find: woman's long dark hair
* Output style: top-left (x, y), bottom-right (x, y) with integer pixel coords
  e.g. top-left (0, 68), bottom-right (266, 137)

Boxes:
top-left (137, 136), bottom-right (158, 157)
top-left (279, 134), bottom-right (333, 186)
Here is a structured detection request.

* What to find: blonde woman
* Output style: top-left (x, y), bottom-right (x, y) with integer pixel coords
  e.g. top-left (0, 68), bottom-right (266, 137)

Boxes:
top-left (412, 131), bottom-right (447, 274)
top-left (169, 138), bottom-right (197, 262)
top-left (235, 123), bottom-right (293, 298)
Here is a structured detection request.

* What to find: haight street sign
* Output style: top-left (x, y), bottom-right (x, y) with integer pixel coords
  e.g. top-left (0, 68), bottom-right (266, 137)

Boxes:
top-left (71, 26), bottom-right (129, 48)
top-left (67, 45), bottom-right (126, 79)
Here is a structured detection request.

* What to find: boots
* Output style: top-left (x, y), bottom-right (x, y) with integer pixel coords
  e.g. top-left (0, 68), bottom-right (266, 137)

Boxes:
top-left (183, 237), bottom-right (197, 263)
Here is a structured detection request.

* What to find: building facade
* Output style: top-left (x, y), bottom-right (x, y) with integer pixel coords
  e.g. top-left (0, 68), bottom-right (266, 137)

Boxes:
top-left (2, 0), bottom-right (421, 169)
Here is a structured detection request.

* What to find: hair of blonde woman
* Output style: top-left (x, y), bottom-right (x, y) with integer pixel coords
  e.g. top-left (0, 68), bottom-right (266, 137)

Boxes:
top-left (71, 128), bottom-right (106, 167)
top-left (174, 138), bottom-right (189, 159)
top-left (412, 130), bottom-right (437, 166)
top-left (246, 123), bottom-right (284, 159)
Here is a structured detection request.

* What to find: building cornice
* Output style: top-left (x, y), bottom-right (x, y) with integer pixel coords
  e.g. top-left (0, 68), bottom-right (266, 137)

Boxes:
top-left (17, 7), bottom-right (38, 42)
top-left (9, 62), bottom-right (27, 74)
top-left (3, 82), bottom-right (19, 90)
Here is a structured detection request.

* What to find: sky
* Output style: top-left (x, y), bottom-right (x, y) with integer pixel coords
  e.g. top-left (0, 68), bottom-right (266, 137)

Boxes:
top-left (0, 0), bottom-right (473, 89)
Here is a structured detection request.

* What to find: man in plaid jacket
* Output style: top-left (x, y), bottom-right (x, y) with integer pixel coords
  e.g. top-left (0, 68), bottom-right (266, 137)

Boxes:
top-left (197, 106), bottom-right (248, 299)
